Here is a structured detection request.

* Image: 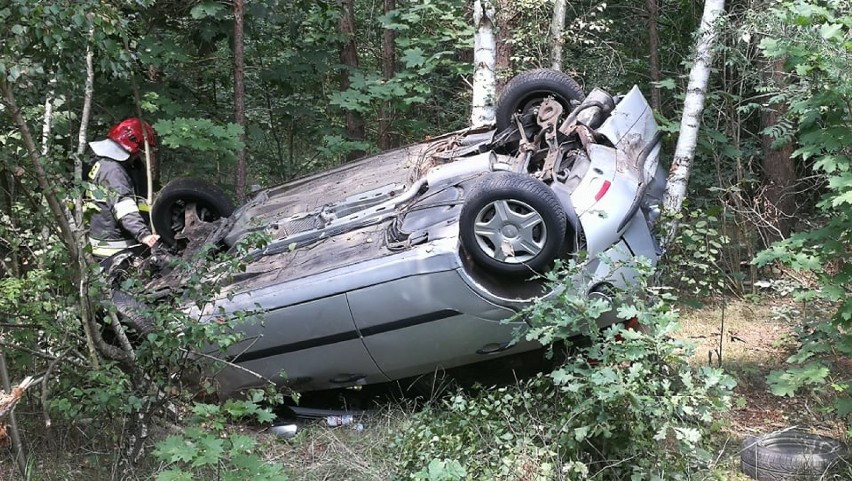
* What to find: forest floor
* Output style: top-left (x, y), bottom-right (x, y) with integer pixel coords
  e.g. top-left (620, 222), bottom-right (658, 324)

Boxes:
top-left (677, 297), bottom-right (849, 479)
top-left (1, 295), bottom-right (849, 480)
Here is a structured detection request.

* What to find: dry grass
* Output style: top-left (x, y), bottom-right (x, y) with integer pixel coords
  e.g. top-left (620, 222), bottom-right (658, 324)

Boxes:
top-left (264, 409), bottom-right (403, 481)
top-left (676, 296), bottom-right (850, 479)
top-left (678, 297), bottom-right (846, 436)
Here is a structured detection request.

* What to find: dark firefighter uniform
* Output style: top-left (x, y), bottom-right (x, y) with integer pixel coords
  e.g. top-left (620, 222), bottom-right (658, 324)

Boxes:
top-left (85, 156), bottom-right (152, 259)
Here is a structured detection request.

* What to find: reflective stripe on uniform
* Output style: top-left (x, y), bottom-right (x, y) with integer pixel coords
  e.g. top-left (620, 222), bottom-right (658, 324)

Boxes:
top-left (113, 197), bottom-right (140, 219)
top-left (88, 236), bottom-right (138, 258)
top-left (83, 201), bottom-right (102, 213)
top-left (138, 200), bottom-right (150, 213)
top-left (89, 237), bottom-right (139, 257)
top-left (88, 161), bottom-right (101, 180)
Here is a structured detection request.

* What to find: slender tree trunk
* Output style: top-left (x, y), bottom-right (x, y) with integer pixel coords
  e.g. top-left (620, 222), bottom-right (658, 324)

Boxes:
top-left (495, 0), bottom-right (514, 93)
top-left (0, 78), bottom-right (80, 267)
top-left (647, 0), bottom-right (662, 111)
top-left (126, 29), bottom-right (158, 204)
top-left (234, 0), bottom-right (248, 201)
top-left (471, 0), bottom-right (497, 127)
top-left (76, 30), bottom-right (95, 161)
top-left (76, 18), bottom-right (101, 368)
top-left (41, 81), bottom-right (56, 157)
top-left (759, 57), bottom-right (796, 242)
top-left (0, 353), bottom-right (27, 478)
top-left (77, 21), bottom-right (96, 210)
top-left (379, 0), bottom-right (398, 150)
top-left (549, 0), bottom-right (567, 71)
top-left (338, 0), bottom-right (365, 160)
top-left (662, 0), bottom-right (726, 249)
top-left (0, 351), bottom-right (28, 479)
top-left (0, 171), bottom-right (19, 276)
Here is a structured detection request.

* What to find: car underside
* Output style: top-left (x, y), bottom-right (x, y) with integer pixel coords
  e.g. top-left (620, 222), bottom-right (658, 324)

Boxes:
top-left (136, 70), bottom-right (666, 395)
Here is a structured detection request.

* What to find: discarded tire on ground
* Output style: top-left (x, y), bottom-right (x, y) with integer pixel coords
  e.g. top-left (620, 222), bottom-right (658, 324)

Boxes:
top-left (741, 431), bottom-right (848, 480)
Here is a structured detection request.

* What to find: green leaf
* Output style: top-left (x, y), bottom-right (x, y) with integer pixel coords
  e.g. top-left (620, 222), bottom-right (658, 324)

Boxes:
top-left (835, 395), bottom-right (852, 417)
top-left (759, 38), bottom-right (782, 56)
top-left (820, 23), bottom-right (844, 40)
top-left (154, 436), bottom-right (196, 464)
top-left (229, 434), bottom-right (256, 454)
top-left (654, 78), bottom-right (676, 90)
top-left (768, 363), bottom-right (831, 397)
top-left (191, 436), bottom-right (225, 467)
top-left (401, 47), bottom-right (426, 68)
top-left (831, 189), bottom-right (852, 207)
top-left (156, 469), bottom-right (193, 481)
top-left (190, 2), bottom-right (224, 19)
top-left (255, 409), bottom-right (276, 424)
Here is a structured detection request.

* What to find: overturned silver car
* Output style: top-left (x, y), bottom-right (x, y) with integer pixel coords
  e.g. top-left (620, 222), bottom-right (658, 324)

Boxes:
top-left (146, 70), bottom-right (666, 395)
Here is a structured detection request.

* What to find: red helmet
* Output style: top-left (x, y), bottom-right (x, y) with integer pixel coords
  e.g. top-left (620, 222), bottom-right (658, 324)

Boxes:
top-left (107, 118), bottom-right (157, 156)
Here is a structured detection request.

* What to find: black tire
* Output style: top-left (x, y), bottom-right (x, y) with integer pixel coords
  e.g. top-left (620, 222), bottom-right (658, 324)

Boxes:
top-left (741, 432), bottom-right (848, 480)
top-left (460, 172), bottom-right (566, 277)
top-left (112, 289), bottom-right (154, 335)
top-left (152, 178), bottom-right (235, 247)
top-left (495, 69), bottom-right (585, 132)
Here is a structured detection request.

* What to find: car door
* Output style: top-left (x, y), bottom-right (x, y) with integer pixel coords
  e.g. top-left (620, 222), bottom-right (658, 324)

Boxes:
top-left (346, 270), bottom-right (528, 381)
top-left (217, 293), bottom-right (388, 394)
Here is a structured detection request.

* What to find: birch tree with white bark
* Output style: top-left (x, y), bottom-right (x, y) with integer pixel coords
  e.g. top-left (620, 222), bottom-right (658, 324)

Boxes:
top-left (471, 0), bottom-right (497, 127)
top-left (550, 0), bottom-right (568, 71)
top-left (662, 0), bottom-right (726, 248)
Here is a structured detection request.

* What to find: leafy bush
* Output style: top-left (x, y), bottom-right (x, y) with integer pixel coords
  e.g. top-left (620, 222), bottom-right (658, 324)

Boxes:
top-left (659, 209), bottom-right (736, 299)
top-left (391, 258), bottom-right (735, 480)
top-left (153, 392), bottom-right (286, 481)
top-left (749, 0), bottom-right (852, 434)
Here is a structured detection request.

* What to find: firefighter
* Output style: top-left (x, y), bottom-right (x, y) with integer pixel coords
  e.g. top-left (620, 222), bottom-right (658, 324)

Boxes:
top-left (85, 118), bottom-right (160, 261)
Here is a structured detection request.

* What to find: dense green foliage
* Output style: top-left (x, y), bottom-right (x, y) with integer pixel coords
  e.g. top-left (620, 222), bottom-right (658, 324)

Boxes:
top-left (392, 259), bottom-right (736, 480)
top-left (749, 0), bottom-right (852, 432)
top-left (153, 393), bottom-right (286, 481)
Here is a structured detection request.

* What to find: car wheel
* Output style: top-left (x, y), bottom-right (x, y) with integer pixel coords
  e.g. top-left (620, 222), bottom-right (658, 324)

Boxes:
top-left (460, 172), bottom-right (566, 277)
top-left (112, 289), bottom-right (154, 335)
top-left (152, 178), bottom-right (235, 248)
top-left (741, 431), bottom-right (848, 480)
top-left (495, 69), bottom-right (585, 132)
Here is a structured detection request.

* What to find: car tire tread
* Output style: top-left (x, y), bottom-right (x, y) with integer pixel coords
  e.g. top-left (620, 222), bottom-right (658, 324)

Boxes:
top-left (152, 178), bottom-right (235, 247)
top-left (496, 69), bottom-right (585, 132)
top-left (740, 432), bottom-right (848, 480)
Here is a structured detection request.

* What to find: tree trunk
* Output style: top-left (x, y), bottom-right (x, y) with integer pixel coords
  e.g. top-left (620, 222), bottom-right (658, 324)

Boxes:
top-left (338, 0), bottom-right (366, 161)
top-left (662, 0), bottom-right (726, 249)
top-left (495, 0), bottom-right (514, 93)
top-left (77, 22), bottom-right (96, 225)
top-left (379, 0), bottom-right (398, 150)
top-left (234, 0), bottom-right (248, 201)
top-left (549, 0), bottom-right (567, 71)
top-left (647, 0), bottom-right (662, 111)
top-left (0, 171), bottom-right (19, 276)
top-left (0, 353), bottom-right (26, 478)
top-left (0, 78), bottom-right (80, 267)
top-left (471, 0), bottom-right (497, 127)
top-left (41, 81), bottom-right (56, 157)
top-left (76, 19), bottom-right (101, 368)
top-left (759, 57), bottom-right (796, 242)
